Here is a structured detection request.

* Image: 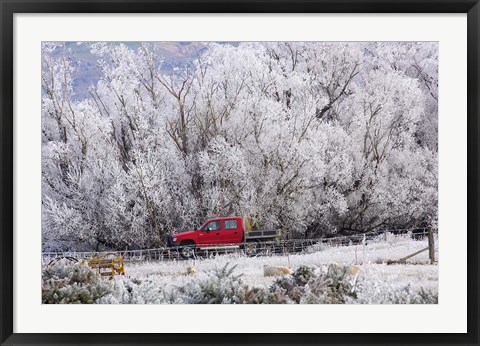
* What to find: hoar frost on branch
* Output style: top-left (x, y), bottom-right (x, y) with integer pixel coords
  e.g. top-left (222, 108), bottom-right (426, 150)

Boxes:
top-left (42, 42), bottom-right (438, 251)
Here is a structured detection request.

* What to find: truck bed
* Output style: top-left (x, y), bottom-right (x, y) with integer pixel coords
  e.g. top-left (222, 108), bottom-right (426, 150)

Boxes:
top-left (244, 229), bottom-right (279, 240)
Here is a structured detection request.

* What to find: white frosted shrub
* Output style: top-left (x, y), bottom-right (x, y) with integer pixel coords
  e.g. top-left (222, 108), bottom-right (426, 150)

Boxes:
top-left (42, 260), bottom-right (111, 304)
top-left (166, 264), bottom-right (248, 304)
top-left (355, 280), bottom-right (438, 304)
top-left (98, 277), bottom-right (165, 304)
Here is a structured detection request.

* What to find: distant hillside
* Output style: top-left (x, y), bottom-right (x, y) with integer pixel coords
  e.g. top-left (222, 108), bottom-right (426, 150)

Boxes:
top-left (52, 42), bottom-right (210, 100)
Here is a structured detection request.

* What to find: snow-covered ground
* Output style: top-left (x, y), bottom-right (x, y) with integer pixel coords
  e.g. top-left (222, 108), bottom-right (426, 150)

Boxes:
top-left (124, 234), bottom-right (438, 294)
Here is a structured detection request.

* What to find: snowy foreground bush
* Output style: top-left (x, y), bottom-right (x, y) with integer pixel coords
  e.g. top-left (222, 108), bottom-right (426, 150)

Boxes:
top-left (42, 261), bottom-right (437, 304)
top-left (42, 260), bottom-right (111, 304)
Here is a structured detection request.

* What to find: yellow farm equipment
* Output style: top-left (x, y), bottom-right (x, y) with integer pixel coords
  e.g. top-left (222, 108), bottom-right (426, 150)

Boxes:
top-left (87, 254), bottom-right (125, 278)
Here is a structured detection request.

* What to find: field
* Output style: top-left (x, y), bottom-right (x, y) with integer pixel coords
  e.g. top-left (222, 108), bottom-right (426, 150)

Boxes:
top-left (42, 233), bottom-right (438, 304)
top-left (127, 234), bottom-right (438, 294)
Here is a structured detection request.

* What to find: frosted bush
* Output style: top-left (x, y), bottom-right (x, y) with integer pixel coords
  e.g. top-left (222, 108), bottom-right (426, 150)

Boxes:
top-left (264, 265), bottom-right (315, 303)
top-left (166, 263), bottom-right (249, 304)
top-left (42, 260), bottom-right (111, 304)
top-left (267, 276), bottom-right (300, 303)
top-left (355, 280), bottom-right (438, 304)
top-left (160, 262), bottom-right (435, 304)
top-left (42, 282), bottom-right (112, 304)
top-left (292, 265), bottom-right (316, 285)
top-left (301, 264), bottom-right (359, 304)
top-left (98, 277), bottom-right (165, 304)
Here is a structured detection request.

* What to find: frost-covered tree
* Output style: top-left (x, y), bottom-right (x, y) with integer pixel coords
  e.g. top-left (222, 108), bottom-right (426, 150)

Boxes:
top-left (42, 41), bottom-right (438, 251)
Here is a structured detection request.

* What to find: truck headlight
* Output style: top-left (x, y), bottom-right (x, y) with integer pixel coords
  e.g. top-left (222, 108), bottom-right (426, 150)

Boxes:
top-left (173, 237), bottom-right (177, 242)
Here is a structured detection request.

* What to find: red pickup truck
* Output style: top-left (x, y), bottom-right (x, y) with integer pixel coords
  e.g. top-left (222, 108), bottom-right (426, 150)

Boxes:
top-left (167, 216), bottom-right (280, 258)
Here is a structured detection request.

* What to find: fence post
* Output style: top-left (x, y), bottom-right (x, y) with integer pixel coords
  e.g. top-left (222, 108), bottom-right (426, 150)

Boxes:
top-left (428, 226), bottom-right (435, 264)
top-left (362, 234), bottom-right (366, 265)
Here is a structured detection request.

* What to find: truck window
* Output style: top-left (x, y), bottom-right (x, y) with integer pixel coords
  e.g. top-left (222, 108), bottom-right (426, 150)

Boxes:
top-left (204, 221), bottom-right (220, 231)
top-left (224, 220), bottom-right (238, 230)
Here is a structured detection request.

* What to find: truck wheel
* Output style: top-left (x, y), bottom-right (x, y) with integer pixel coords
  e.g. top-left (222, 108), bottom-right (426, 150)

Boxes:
top-left (244, 240), bottom-right (260, 257)
top-left (179, 241), bottom-right (196, 259)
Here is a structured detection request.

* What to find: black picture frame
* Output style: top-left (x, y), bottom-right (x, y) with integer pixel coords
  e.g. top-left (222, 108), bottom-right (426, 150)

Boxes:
top-left (1, 1), bottom-right (479, 345)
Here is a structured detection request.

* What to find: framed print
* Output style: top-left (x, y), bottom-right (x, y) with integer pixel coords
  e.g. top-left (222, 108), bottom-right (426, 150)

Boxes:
top-left (1, 0), bottom-right (479, 345)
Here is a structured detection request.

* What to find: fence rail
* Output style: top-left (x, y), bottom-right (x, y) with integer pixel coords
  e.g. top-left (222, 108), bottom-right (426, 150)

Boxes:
top-left (42, 228), bottom-right (436, 264)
